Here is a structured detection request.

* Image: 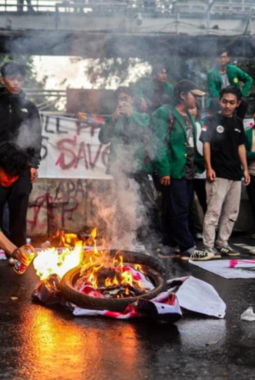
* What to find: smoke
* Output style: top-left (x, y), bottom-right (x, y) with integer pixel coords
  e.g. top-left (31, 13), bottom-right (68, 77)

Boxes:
top-left (14, 117), bottom-right (41, 151)
top-left (92, 143), bottom-right (151, 253)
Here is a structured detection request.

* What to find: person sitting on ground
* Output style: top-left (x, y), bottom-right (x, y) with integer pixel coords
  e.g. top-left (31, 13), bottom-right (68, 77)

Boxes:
top-left (207, 47), bottom-right (253, 120)
top-left (134, 65), bottom-right (174, 114)
top-left (244, 108), bottom-right (255, 254)
top-left (150, 79), bottom-right (213, 261)
top-left (200, 86), bottom-right (250, 258)
top-left (99, 86), bottom-right (161, 251)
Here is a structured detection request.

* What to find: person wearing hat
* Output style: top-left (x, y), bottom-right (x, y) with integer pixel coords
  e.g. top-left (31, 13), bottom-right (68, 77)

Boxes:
top-left (200, 86), bottom-right (250, 258)
top-left (134, 65), bottom-right (174, 115)
top-left (150, 79), bottom-right (213, 261)
top-left (99, 86), bottom-right (161, 251)
top-left (207, 47), bottom-right (253, 120)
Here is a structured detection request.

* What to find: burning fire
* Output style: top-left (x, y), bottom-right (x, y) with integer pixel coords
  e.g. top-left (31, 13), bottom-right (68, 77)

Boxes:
top-left (33, 241), bottom-right (83, 281)
top-left (34, 229), bottom-right (153, 299)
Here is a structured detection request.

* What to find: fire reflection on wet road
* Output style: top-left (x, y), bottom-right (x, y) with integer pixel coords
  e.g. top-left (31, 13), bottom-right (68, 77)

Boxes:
top-left (1, 240), bottom-right (255, 380)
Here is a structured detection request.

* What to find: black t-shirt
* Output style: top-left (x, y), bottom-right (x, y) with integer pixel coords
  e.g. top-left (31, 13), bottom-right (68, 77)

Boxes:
top-left (200, 114), bottom-right (245, 180)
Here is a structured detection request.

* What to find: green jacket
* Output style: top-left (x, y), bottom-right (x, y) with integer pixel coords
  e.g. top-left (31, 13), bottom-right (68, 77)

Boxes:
top-left (150, 104), bottom-right (204, 179)
top-left (134, 80), bottom-right (174, 113)
top-left (245, 127), bottom-right (255, 162)
top-left (207, 64), bottom-right (253, 99)
top-left (99, 112), bottom-right (152, 174)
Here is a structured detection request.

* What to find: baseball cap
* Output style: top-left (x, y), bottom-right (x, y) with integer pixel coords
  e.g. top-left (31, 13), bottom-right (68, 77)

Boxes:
top-left (174, 80), bottom-right (205, 97)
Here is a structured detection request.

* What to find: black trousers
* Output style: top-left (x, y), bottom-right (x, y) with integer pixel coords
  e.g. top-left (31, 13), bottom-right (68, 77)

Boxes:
top-left (188, 178), bottom-right (207, 236)
top-left (246, 174), bottom-right (255, 226)
top-left (0, 170), bottom-right (31, 247)
top-left (162, 178), bottom-right (194, 252)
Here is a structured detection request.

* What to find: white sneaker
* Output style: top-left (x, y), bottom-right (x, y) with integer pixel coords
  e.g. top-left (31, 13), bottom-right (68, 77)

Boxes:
top-left (190, 248), bottom-right (215, 261)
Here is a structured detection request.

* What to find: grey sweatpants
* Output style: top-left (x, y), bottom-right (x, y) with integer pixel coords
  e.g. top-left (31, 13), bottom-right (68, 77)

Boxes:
top-left (203, 178), bottom-right (241, 248)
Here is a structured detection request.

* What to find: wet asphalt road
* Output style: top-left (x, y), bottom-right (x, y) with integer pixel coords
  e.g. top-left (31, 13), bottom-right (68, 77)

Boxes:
top-left (1, 237), bottom-right (255, 380)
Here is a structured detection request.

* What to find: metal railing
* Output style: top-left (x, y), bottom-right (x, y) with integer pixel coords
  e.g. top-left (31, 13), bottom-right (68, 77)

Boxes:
top-left (24, 89), bottom-right (66, 111)
top-left (0, 0), bottom-right (254, 15)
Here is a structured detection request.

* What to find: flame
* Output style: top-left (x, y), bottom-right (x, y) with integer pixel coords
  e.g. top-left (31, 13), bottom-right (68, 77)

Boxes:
top-left (34, 228), bottom-right (147, 298)
top-left (34, 241), bottom-right (83, 281)
top-left (121, 270), bottom-right (133, 287)
top-left (105, 276), bottom-right (119, 287)
top-left (90, 228), bottom-right (100, 255)
top-left (134, 264), bottom-right (145, 274)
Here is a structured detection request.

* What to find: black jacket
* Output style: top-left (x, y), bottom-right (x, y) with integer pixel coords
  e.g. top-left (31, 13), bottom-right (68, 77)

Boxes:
top-left (0, 88), bottom-right (42, 168)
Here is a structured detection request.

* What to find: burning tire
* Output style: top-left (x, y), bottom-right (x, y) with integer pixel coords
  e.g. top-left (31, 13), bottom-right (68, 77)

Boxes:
top-left (59, 250), bottom-right (166, 312)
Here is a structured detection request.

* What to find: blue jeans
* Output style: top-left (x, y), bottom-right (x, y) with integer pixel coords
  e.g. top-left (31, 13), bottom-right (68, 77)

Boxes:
top-left (162, 178), bottom-right (194, 252)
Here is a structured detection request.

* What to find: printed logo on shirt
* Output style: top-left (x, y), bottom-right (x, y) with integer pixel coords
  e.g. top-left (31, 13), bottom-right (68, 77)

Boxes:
top-left (234, 128), bottom-right (241, 133)
top-left (20, 108), bottom-right (28, 113)
top-left (216, 125), bottom-right (224, 133)
top-left (202, 125), bottom-right (208, 131)
top-left (233, 77), bottom-right (238, 83)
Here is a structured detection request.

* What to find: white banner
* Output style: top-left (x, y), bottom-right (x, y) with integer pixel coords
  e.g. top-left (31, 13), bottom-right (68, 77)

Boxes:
top-left (38, 114), bottom-right (112, 179)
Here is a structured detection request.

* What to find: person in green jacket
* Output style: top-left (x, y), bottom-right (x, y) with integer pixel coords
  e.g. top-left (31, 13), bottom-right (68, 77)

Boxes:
top-left (245, 112), bottom-right (255, 253)
top-left (150, 80), bottom-right (213, 261)
top-left (99, 86), bottom-right (161, 251)
top-left (207, 47), bottom-right (253, 120)
top-left (134, 65), bottom-right (174, 115)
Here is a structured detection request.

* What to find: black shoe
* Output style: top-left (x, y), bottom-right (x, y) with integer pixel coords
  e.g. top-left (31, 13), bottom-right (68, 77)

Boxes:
top-left (159, 245), bottom-right (180, 258)
top-left (215, 245), bottom-right (240, 257)
top-left (180, 247), bottom-right (195, 261)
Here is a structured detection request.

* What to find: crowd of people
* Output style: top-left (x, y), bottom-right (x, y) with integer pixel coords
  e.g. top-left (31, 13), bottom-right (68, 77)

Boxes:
top-left (100, 47), bottom-right (255, 261)
top-left (0, 47), bottom-right (255, 267)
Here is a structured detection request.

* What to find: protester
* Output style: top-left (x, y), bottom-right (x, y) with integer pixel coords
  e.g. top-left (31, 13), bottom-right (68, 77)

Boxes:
top-left (207, 47), bottom-right (253, 120)
top-left (150, 79), bottom-right (213, 261)
top-left (134, 65), bottom-right (174, 114)
top-left (200, 86), bottom-right (250, 258)
top-left (245, 109), bottom-right (255, 253)
top-left (189, 104), bottom-right (207, 241)
top-left (98, 86), bottom-right (161, 250)
top-left (0, 62), bottom-right (42, 251)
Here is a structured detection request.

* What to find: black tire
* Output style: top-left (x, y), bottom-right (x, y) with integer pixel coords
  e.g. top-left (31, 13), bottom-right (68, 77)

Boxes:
top-left (59, 250), bottom-right (167, 312)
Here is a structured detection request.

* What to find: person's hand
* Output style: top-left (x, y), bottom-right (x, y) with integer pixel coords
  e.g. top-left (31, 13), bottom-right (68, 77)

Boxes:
top-left (30, 168), bottom-right (38, 183)
top-left (121, 103), bottom-right (132, 117)
top-left (160, 176), bottom-right (171, 186)
top-left (12, 245), bottom-right (34, 266)
top-left (112, 106), bottom-right (122, 121)
top-left (243, 170), bottom-right (251, 187)
top-left (207, 168), bottom-right (216, 182)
